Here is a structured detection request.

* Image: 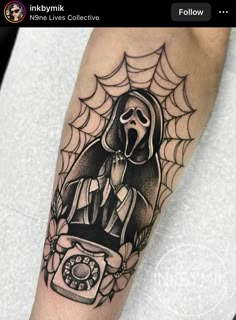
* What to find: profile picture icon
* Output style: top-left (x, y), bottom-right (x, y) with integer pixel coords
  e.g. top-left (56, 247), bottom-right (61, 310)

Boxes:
top-left (4, 1), bottom-right (26, 23)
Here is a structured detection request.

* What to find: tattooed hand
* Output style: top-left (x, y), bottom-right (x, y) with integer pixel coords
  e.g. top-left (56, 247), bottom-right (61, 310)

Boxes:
top-left (110, 151), bottom-right (127, 188)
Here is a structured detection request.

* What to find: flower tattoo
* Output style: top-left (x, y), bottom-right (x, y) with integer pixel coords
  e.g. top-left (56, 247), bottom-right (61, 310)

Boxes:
top-left (41, 44), bottom-right (195, 307)
top-left (43, 218), bottom-right (68, 273)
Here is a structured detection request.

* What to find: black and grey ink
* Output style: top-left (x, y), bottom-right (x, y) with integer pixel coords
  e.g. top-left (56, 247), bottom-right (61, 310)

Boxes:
top-left (62, 89), bottom-right (163, 251)
top-left (42, 44), bottom-right (195, 306)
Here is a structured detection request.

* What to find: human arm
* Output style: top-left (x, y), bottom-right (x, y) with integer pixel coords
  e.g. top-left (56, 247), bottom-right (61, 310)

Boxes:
top-left (30, 27), bottom-right (230, 320)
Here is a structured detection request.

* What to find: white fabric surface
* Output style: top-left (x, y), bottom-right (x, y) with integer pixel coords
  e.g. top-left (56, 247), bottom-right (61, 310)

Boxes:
top-left (0, 28), bottom-right (236, 320)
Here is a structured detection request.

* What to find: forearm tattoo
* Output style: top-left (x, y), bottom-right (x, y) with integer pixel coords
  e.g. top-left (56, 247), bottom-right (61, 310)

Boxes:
top-left (42, 44), bottom-right (195, 307)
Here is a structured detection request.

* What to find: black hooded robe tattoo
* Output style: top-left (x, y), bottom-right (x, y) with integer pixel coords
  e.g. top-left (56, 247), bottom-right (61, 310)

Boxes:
top-left (62, 89), bottom-right (163, 251)
top-left (42, 46), bottom-right (195, 307)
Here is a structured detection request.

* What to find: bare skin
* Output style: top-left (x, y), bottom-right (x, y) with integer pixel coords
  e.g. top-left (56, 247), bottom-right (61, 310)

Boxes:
top-left (30, 28), bottom-right (230, 320)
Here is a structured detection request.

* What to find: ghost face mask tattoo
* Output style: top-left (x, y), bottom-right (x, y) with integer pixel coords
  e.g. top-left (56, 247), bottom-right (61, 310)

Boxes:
top-left (120, 97), bottom-right (151, 158)
top-left (41, 44), bottom-right (195, 307)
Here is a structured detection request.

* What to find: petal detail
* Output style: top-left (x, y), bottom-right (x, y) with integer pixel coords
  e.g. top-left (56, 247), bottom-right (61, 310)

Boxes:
top-left (114, 274), bottom-right (130, 292)
top-left (118, 242), bottom-right (133, 261)
top-left (126, 252), bottom-right (139, 272)
top-left (43, 239), bottom-right (51, 259)
top-left (47, 252), bottom-right (60, 273)
top-left (100, 275), bottom-right (115, 296)
top-left (48, 219), bottom-right (57, 239)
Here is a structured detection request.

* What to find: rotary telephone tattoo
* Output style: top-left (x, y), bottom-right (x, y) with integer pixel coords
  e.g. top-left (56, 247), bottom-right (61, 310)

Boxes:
top-left (42, 44), bottom-right (195, 307)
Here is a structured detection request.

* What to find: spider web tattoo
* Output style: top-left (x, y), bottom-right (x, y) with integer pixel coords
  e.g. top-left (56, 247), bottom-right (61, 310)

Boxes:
top-left (43, 44), bottom-right (196, 307)
top-left (59, 43), bottom-right (195, 219)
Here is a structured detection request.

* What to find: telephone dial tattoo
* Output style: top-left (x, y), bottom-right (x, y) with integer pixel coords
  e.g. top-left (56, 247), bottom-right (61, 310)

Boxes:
top-left (42, 44), bottom-right (195, 307)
